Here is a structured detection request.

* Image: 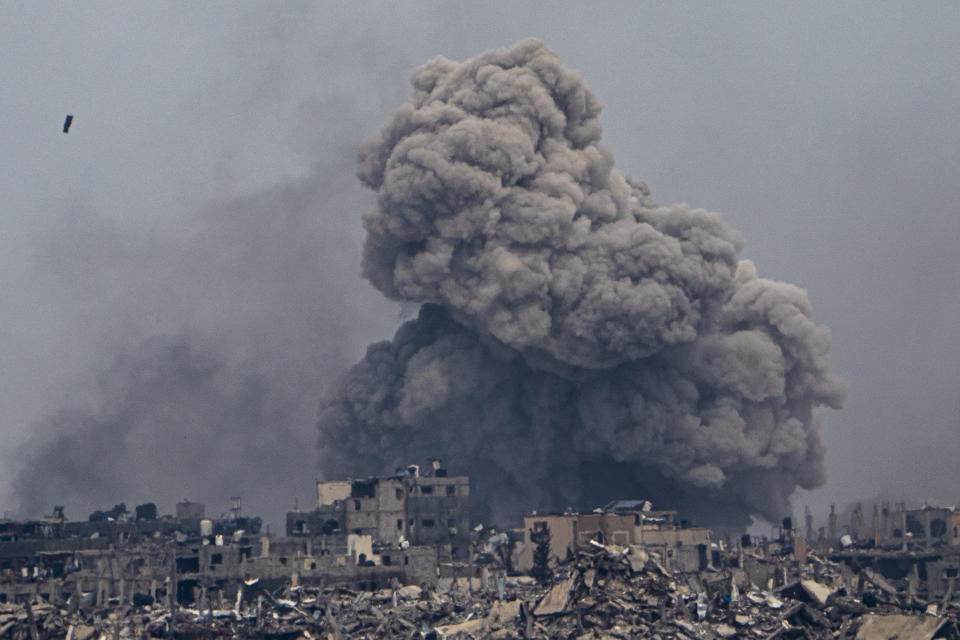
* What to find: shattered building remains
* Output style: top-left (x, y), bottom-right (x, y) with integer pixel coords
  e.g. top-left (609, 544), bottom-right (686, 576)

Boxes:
top-left (286, 461), bottom-right (471, 563)
top-left (798, 502), bottom-right (960, 606)
top-left (519, 501), bottom-right (711, 574)
top-left (5, 475), bottom-right (960, 637)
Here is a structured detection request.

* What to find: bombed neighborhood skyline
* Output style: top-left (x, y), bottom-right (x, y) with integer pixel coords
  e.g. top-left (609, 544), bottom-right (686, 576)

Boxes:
top-left (2, 5), bottom-right (957, 530)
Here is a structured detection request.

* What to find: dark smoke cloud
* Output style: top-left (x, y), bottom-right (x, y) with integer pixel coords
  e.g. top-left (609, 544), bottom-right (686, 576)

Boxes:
top-left (12, 156), bottom-right (392, 525)
top-left (319, 39), bottom-right (846, 529)
top-left (13, 338), bottom-right (297, 519)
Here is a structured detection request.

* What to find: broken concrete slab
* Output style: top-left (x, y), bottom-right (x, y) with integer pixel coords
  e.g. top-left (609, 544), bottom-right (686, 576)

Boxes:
top-left (533, 573), bottom-right (578, 616)
top-left (855, 613), bottom-right (948, 640)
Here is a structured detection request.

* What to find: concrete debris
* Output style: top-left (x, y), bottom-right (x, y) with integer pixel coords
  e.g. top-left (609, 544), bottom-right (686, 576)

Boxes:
top-left (0, 541), bottom-right (956, 640)
top-left (855, 613), bottom-right (951, 640)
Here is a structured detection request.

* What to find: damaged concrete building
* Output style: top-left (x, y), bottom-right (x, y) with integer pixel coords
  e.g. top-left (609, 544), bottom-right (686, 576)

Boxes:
top-left (774, 502), bottom-right (960, 604)
top-left (8, 477), bottom-right (960, 637)
top-left (0, 496), bottom-right (445, 607)
top-left (518, 500), bottom-right (711, 573)
top-left (285, 461), bottom-right (471, 563)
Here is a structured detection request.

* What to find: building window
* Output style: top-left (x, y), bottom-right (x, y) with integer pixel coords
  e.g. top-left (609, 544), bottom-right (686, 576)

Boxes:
top-left (421, 485), bottom-right (434, 495)
top-left (382, 555), bottom-right (391, 566)
top-left (210, 554), bottom-right (223, 565)
top-left (906, 515), bottom-right (925, 538)
top-left (931, 519), bottom-right (947, 538)
top-left (397, 519), bottom-right (403, 530)
top-left (395, 488), bottom-right (403, 500)
top-left (422, 520), bottom-right (435, 528)
top-left (353, 500), bottom-right (360, 511)
top-left (446, 485), bottom-right (456, 496)
top-left (533, 521), bottom-right (547, 533)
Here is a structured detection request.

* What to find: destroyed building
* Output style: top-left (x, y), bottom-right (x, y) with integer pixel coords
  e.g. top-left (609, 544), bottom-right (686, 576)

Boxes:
top-left (518, 500), bottom-right (712, 573)
top-left (4, 482), bottom-right (960, 638)
top-left (796, 502), bottom-right (960, 604)
top-left (286, 462), bottom-right (470, 563)
top-left (0, 489), bottom-right (449, 607)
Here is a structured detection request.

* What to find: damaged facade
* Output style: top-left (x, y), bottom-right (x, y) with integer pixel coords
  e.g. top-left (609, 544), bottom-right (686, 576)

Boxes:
top-left (799, 502), bottom-right (960, 606)
top-left (4, 472), bottom-right (960, 638)
top-left (518, 501), bottom-right (711, 574)
top-left (286, 462), bottom-right (471, 563)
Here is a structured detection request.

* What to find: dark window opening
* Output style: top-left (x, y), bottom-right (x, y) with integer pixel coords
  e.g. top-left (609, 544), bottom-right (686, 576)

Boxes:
top-left (404, 556), bottom-right (409, 565)
top-left (350, 480), bottom-right (376, 498)
top-left (382, 555), bottom-right (391, 566)
top-left (446, 485), bottom-right (456, 496)
top-left (176, 557), bottom-right (200, 573)
top-left (946, 568), bottom-right (959, 578)
top-left (931, 519), bottom-right (947, 537)
top-left (322, 519), bottom-right (340, 535)
top-left (395, 488), bottom-right (403, 500)
top-left (906, 515), bottom-right (925, 538)
top-left (309, 562), bottom-right (317, 570)
top-left (176, 579), bottom-right (198, 606)
top-left (279, 557), bottom-right (287, 566)
top-left (893, 528), bottom-right (903, 538)
top-left (353, 500), bottom-right (361, 511)
top-left (397, 519), bottom-right (403, 530)
top-left (420, 485), bottom-right (434, 495)
top-left (533, 521), bottom-right (547, 533)
top-left (210, 554), bottom-right (222, 565)
top-left (422, 520), bottom-right (435, 527)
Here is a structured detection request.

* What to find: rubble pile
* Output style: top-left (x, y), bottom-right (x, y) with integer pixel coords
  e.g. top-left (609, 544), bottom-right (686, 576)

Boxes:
top-left (2, 544), bottom-right (959, 640)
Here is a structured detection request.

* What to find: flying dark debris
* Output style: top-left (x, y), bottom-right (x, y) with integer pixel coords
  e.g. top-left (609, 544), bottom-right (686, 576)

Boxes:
top-left (62, 115), bottom-right (73, 133)
top-left (318, 39), bottom-right (847, 530)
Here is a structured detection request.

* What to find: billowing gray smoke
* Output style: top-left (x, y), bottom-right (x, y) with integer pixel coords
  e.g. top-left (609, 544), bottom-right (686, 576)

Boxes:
top-left (319, 39), bottom-right (846, 529)
top-left (11, 156), bottom-right (389, 526)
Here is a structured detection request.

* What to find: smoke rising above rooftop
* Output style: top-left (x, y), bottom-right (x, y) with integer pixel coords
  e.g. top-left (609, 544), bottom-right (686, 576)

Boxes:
top-left (319, 39), bottom-right (847, 528)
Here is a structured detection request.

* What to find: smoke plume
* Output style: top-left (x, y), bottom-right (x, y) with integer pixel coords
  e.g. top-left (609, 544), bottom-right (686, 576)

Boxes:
top-left (11, 156), bottom-right (390, 525)
top-left (319, 39), bottom-right (846, 529)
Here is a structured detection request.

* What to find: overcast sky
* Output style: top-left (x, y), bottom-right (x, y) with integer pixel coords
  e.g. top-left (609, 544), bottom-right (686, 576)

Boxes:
top-left (1, 2), bottom-right (957, 529)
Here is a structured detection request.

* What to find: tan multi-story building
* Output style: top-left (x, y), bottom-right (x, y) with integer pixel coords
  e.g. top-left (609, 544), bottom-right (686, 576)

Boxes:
top-left (287, 463), bottom-right (471, 562)
top-left (517, 502), bottom-right (710, 573)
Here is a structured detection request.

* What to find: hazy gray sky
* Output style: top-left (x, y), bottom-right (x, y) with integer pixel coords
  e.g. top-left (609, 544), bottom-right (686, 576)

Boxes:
top-left (1, 2), bottom-right (957, 528)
